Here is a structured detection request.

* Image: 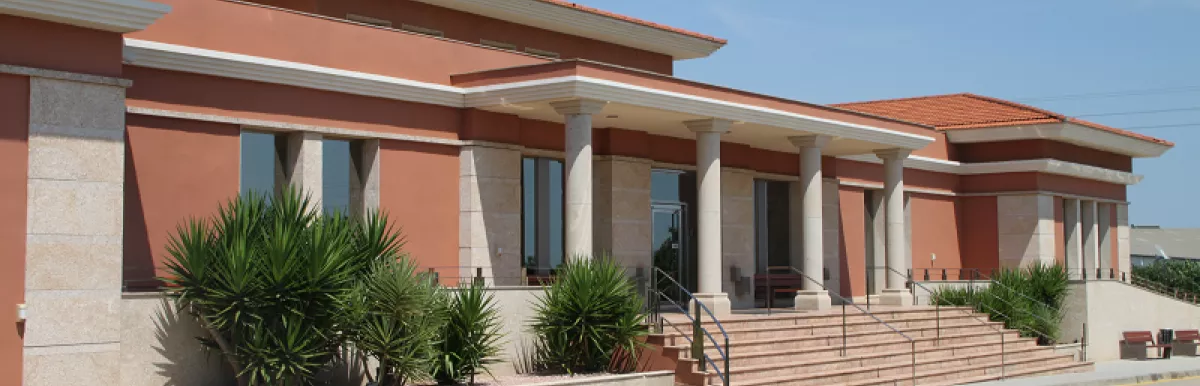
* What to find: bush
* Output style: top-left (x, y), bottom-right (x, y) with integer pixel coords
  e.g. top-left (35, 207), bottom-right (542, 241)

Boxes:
top-left (1134, 259), bottom-right (1200, 293)
top-left (162, 190), bottom-right (399, 386)
top-left (931, 263), bottom-right (1067, 345)
top-left (435, 280), bottom-right (504, 385)
top-left (531, 257), bottom-right (647, 374)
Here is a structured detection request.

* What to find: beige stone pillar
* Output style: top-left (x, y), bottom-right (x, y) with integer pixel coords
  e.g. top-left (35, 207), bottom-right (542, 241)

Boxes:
top-left (997, 194), bottom-right (1056, 268)
top-left (1098, 203), bottom-right (1113, 273)
top-left (721, 168), bottom-right (755, 309)
top-left (875, 149), bottom-right (914, 306)
top-left (350, 139), bottom-right (380, 218)
top-left (286, 132), bottom-right (323, 209)
top-left (1064, 198), bottom-right (1083, 278)
top-left (459, 145), bottom-right (523, 285)
top-left (823, 179), bottom-right (843, 299)
top-left (24, 77), bottom-right (128, 385)
top-left (789, 135), bottom-right (832, 310)
top-left (550, 99), bottom-right (606, 259)
top-left (593, 156), bottom-right (652, 276)
top-left (1117, 204), bottom-right (1131, 277)
top-left (685, 119), bottom-right (732, 316)
top-left (1082, 200), bottom-right (1100, 277)
top-left (866, 190), bottom-right (886, 295)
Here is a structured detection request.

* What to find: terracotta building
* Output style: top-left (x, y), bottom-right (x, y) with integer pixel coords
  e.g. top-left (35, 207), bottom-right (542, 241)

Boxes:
top-left (0, 0), bottom-right (1171, 384)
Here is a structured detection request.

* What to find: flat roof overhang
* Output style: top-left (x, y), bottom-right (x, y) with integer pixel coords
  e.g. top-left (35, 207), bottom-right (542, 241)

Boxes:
top-left (455, 61), bottom-right (936, 156)
top-left (944, 122), bottom-right (1173, 158)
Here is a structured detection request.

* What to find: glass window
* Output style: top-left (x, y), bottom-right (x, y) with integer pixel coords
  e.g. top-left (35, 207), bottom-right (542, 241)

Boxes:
top-left (322, 138), bottom-right (352, 215)
top-left (240, 131), bottom-right (281, 197)
top-left (651, 169), bottom-right (683, 202)
top-left (754, 179), bottom-right (792, 273)
top-left (522, 157), bottom-right (565, 276)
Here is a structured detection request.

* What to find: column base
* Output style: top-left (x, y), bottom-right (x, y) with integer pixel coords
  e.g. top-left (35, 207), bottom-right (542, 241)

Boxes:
top-left (879, 289), bottom-right (915, 306)
top-left (793, 289), bottom-right (832, 311)
top-left (692, 292), bottom-right (732, 318)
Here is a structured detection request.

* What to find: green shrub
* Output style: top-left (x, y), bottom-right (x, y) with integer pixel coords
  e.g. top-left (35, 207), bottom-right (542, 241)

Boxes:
top-left (161, 190), bottom-right (399, 386)
top-left (1134, 259), bottom-right (1200, 293)
top-left (531, 256), bottom-right (647, 374)
top-left (931, 263), bottom-right (1067, 345)
top-left (435, 280), bottom-right (504, 385)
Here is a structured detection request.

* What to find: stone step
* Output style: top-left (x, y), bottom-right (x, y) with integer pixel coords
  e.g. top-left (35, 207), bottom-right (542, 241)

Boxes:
top-left (662, 313), bottom-right (997, 341)
top-left (919, 361), bottom-right (1094, 386)
top-left (669, 307), bottom-right (977, 331)
top-left (671, 329), bottom-right (1025, 357)
top-left (663, 320), bottom-right (1006, 347)
top-left (705, 338), bottom-right (1039, 370)
top-left (726, 351), bottom-right (1080, 386)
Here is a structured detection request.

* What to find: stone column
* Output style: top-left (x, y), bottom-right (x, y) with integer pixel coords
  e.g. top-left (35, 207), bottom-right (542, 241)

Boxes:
top-left (1116, 204), bottom-right (1131, 277)
top-left (875, 149), bottom-right (914, 306)
top-left (790, 135), bottom-right (831, 310)
top-left (685, 119), bottom-right (733, 316)
top-left (1064, 198), bottom-right (1083, 277)
top-left (24, 77), bottom-right (127, 385)
top-left (286, 131), bottom-right (323, 210)
top-left (1081, 200), bottom-right (1100, 277)
top-left (460, 145), bottom-right (523, 285)
top-left (550, 99), bottom-right (606, 259)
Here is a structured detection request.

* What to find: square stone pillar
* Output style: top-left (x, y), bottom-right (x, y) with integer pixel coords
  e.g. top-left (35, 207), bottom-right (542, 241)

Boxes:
top-left (1116, 204), bottom-right (1131, 276)
top-left (285, 132), bottom-right (323, 209)
top-left (593, 157), bottom-right (652, 279)
top-left (1082, 200), bottom-right (1100, 276)
top-left (350, 139), bottom-right (381, 218)
top-left (459, 145), bottom-right (522, 285)
top-left (721, 168), bottom-right (756, 309)
top-left (865, 190), bottom-right (886, 295)
top-left (24, 77), bottom-right (127, 385)
top-left (996, 194), bottom-right (1056, 268)
top-left (1064, 198), bottom-right (1083, 276)
top-left (1098, 203), bottom-right (1113, 273)
top-left (822, 179), bottom-right (843, 301)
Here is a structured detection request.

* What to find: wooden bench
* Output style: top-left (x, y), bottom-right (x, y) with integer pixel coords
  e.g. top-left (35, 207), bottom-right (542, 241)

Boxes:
top-left (1121, 331), bottom-right (1172, 360)
top-left (1174, 330), bottom-right (1200, 356)
top-left (753, 273), bottom-right (802, 308)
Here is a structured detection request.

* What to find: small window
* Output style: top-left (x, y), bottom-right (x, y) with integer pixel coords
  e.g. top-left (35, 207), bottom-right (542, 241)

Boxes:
top-left (346, 14), bottom-right (392, 27)
top-left (240, 130), bottom-right (286, 198)
top-left (401, 24), bottom-right (444, 37)
top-left (525, 47), bottom-right (560, 59)
top-left (480, 39), bottom-right (518, 51)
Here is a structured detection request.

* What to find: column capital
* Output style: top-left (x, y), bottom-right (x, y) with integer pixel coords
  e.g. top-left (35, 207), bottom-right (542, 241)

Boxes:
top-left (684, 118), bottom-right (733, 133)
top-left (789, 134), bottom-right (832, 149)
top-left (550, 99), bottom-right (607, 115)
top-left (873, 148), bottom-right (911, 161)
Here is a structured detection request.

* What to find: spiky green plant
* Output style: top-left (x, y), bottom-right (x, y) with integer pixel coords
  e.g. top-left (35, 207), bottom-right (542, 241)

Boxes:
top-left (930, 263), bottom-right (1068, 345)
top-left (345, 258), bottom-right (449, 386)
top-left (531, 256), bottom-right (647, 374)
top-left (161, 189), bottom-right (403, 386)
top-left (435, 280), bottom-right (504, 385)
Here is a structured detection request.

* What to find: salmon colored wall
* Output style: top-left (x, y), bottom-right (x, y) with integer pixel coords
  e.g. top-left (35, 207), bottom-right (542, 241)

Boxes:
top-left (128, 0), bottom-right (548, 85)
top-left (123, 115), bottom-right (241, 290)
top-left (960, 172), bottom-right (1126, 201)
top-left (125, 67), bottom-right (462, 140)
top-left (960, 196), bottom-right (1000, 272)
top-left (1055, 197), bottom-right (1066, 266)
top-left (956, 140), bottom-right (1133, 172)
top-left (378, 140), bottom-right (460, 279)
top-left (595, 128), bottom-right (651, 159)
top-left (910, 194), bottom-right (964, 276)
top-left (249, 0), bottom-right (674, 74)
top-left (839, 186), bottom-right (866, 298)
top-left (833, 159), bottom-right (958, 193)
top-left (0, 15), bottom-right (124, 78)
top-left (0, 74), bottom-right (29, 386)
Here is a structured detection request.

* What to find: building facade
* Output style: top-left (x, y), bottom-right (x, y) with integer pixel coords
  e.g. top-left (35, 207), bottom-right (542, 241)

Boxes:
top-left (0, 0), bottom-right (1172, 384)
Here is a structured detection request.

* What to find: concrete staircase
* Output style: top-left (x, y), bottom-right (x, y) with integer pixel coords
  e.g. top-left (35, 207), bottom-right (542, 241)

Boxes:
top-left (647, 306), bottom-right (1091, 386)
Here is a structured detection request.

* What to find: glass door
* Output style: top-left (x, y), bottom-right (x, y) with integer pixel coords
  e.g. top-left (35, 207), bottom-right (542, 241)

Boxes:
top-left (652, 203), bottom-right (687, 304)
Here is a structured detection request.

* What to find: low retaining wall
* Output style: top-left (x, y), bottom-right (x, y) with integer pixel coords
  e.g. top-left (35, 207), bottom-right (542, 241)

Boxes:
top-left (1061, 280), bottom-right (1200, 361)
top-left (525, 371), bottom-right (675, 386)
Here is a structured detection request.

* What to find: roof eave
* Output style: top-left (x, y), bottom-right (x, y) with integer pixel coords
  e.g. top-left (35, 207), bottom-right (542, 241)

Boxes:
top-left (944, 122), bottom-right (1173, 158)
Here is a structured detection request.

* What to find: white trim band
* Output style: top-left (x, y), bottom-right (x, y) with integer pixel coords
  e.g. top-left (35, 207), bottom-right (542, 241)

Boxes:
top-left (944, 122), bottom-right (1171, 158)
top-left (0, 0), bottom-right (170, 33)
top-left (838, 154), bottom-right (1143, 185)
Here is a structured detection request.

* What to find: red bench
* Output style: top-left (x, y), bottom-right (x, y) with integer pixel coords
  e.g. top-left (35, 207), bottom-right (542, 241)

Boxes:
top-left (1121, 331), bottom-right (1172, 360)
top-left (1175, 330), bottom-right (1200, 356)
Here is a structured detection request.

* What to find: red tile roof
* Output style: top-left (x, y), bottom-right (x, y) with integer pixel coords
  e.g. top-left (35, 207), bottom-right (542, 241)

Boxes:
top-left (536, 0), bottom-right (727, 44)
top-left (832, 93), bottom-right (1172, 146)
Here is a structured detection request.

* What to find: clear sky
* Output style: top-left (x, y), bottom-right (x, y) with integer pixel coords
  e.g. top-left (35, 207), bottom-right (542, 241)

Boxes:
top-left (574, 0), bottom-right (1200, 228)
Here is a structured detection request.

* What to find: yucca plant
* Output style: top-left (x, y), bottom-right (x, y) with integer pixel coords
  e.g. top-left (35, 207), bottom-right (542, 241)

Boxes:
top-left (435, 280), bottom-right (504, 385)
top-left (531, 256), bottom-right (647, 374)
top-left (161, 189), bottom-right (402, 386)
top-left (345, 258), bottom-right (449, 386)
top-left (930, 263), bottom-right (1067, 345)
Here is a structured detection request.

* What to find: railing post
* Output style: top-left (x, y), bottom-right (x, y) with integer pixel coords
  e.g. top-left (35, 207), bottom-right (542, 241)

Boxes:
top-left (942, 269), bottom-right (948, 281)
top-left (693, 305), bottom-right (705, 371)
top-left (1001, 331), bottom-right (1006, 379)
top-left (1096, 268), bottom-right (1101, 280)
top-left (910, 341), bottom-right (917, 386)
top-left (724, 336), bottom-right (731, 386)
top-left (1110, 268), bottom-right (1115, 279)
top-left (428, 268), bottom-right (439, 285)
top-left (1122, 272), bottom-right (1127, 282)
top-left (923, 269), bottom-right (930, 281)
top-left (936, 302), bottom-right (941, 345)
top-left (841, 303), bottom-right (847, 356)
top-left (1082, 322), bottom-right (1088, 362)
top-left (474, 267), bottom-right (483, 286)
top-left (766, 266), bottom-right (773, 314)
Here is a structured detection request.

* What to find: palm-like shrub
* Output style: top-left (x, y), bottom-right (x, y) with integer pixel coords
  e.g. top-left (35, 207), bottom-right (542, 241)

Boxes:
top-left (161, 190), bottom-right (401, 386)
top-left (531, 257), bottom-right (647, 374)
top-left (435, 280), bottom-right (504, 385)
top-left (344, 258), bottom-right (449, 386)
top-left (931, 263), bottom-right (1067, 345)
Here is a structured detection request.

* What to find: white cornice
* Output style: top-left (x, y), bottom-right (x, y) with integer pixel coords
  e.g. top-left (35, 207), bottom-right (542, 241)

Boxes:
top-left (409, 0), bottom-right (724, 60)
top-left (0, 0), bottom-right (170, 33)
top-left (462, 76), bottom-right (936, 151)
top-left (944, 122), bottom-right (1171, 158)
top-left (838, 154), bottom-right (1143, 185)
top-left (123, 39), bottom-right (465, 107)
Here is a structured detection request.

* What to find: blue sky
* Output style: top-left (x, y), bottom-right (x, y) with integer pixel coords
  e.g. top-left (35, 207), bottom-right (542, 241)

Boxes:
top-left (574, 0), bottom-right (1200, 227)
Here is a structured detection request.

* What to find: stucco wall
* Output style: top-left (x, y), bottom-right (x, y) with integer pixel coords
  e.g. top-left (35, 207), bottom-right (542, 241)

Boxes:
top-left (0, 73), bottom-right (29, 386)
top-left (0, 15), bottom-right (124, 78)
top-left (909, 193), bottom-right (963, 274)
top-left (1061, 280), bottom-right (1200, 361)
top-left (379, 139), bottom-right (461, 281)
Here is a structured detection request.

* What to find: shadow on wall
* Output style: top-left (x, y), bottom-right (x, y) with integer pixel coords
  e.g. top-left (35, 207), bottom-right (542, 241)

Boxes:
top-left (122, 294), bottom-right (235, 386)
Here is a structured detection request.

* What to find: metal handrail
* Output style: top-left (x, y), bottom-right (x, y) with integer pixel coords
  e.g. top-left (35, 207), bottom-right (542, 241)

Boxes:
top-left (648, 267), bottom-right (730, 386)
top-left (905, 276), bottom-right (1012, 379)
top-left (910, 267), bottom-right (1064, 345)
top-left (767, 266), bottom-right (917, 385)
